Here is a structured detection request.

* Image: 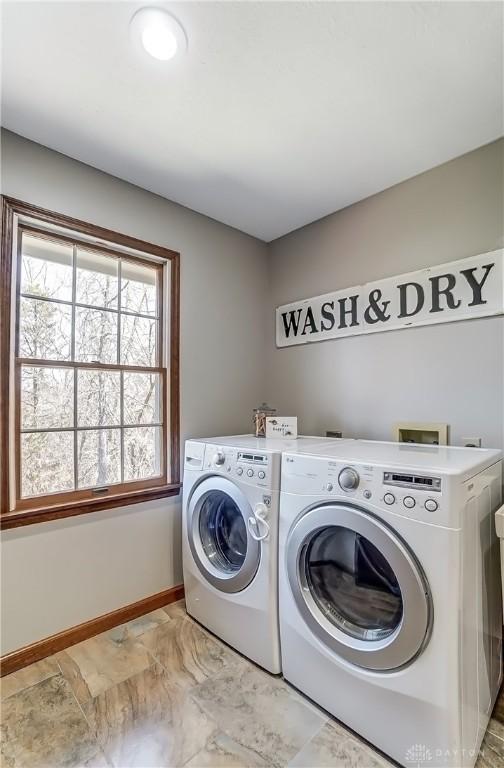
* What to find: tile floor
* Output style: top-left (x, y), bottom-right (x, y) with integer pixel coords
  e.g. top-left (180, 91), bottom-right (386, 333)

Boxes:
top-left (1, 600), bottom-right (503, 768)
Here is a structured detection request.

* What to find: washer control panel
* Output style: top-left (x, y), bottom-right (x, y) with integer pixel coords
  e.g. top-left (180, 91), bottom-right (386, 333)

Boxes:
top-left (202, 444), bottom-right (274, 488)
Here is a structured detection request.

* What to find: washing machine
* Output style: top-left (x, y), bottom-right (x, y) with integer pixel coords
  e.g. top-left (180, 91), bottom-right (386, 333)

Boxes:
top-left (279, 440), bottom-right (502, 767)
top-left (182, 434), bottom-right (338, 673)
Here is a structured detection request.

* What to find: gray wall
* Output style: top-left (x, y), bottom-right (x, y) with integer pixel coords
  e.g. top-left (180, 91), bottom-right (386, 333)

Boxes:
top-left (0, 130), bottom-right (269, 654)
top-left (267, 139), bottom-right (504, 449)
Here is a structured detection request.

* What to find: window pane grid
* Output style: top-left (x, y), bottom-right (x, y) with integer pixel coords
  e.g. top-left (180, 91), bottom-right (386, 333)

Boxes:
top-left (19, 245), bottom-right (160, 368)
top-left (17, 230), bottom-right (165, 501)
top-left (18, 361), bottom-right (164, 492)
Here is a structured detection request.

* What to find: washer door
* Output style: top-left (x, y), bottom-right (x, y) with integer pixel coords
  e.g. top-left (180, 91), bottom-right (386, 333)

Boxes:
top-left (187, 476), bottom-right (260, 593)
top-left (287, 504), bottom-right (432, 671)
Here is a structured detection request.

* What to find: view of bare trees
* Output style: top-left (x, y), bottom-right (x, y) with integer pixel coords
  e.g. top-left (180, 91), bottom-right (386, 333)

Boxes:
top-left (19, 234), bottom-right (163, 499)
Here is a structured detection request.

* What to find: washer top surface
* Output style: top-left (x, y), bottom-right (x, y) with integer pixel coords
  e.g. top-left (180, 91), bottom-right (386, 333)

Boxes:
top-left (288, 439), bottom-right (501, 481)
top-left (189, 434), bottom-right (343, 453)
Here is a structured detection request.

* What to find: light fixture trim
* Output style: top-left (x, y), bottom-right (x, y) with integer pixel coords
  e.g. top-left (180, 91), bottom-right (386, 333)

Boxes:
top-left (130, 7), bottom-right (187, 62)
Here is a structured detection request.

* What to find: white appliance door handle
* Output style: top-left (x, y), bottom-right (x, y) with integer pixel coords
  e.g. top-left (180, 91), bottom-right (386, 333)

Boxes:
top-left (247, 503), bottom-right (270, 541)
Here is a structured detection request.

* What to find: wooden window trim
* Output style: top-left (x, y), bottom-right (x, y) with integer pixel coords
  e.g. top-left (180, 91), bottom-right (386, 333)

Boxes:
top-left (0, 196), bottom-right (181, 530)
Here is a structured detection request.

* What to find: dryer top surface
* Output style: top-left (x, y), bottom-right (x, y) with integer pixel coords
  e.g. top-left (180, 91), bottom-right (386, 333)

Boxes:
top-left (188, 434), bottom-right (343, 454)
top-left (284, 439), bottom-right (502, 481)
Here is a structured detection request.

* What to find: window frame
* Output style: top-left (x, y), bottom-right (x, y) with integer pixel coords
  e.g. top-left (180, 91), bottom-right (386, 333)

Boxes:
top-left (1, 196), bottom-right (181, 529)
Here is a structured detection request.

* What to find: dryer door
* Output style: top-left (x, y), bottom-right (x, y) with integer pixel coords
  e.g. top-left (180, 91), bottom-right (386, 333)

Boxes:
top-left (286, 503), bottom-right (432, 671)
top-left (187, 476), bottom-right (261, 593)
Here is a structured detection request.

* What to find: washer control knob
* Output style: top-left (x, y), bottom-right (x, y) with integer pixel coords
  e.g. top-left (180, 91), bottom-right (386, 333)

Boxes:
top-left (425, 498), bottom-right (438, 512)
top-left (236, 467), bottom-right (243, 476)
top-left (326, 482), bottom-right (334, 492)
top-left (403, 496), bottom-right (416, 509)
top-left (247, 468), bottom-right (254, 477)
top-left (213, 451), bottom-right (225, 466)
top-left (363, 490), bottom-right (372, 500)
top-left (384, 493), bottom-right (395, 505)
top-left (338, 467), bottom-right (360, 491)
top-left (258, 470), bottom-right (266, 479)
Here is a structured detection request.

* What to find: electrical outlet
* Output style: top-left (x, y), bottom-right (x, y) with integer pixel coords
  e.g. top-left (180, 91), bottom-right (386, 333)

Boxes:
top-left (462, 437), bottom-right (482, 448)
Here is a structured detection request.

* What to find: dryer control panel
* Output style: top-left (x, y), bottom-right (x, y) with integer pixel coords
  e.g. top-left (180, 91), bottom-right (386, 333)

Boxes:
top-left (282, 453), bottom-right (453, 526)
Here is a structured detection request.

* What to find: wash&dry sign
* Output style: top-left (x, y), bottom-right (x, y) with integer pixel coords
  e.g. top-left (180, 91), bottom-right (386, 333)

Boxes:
top-left (276, 250), bottom-right (504, 348)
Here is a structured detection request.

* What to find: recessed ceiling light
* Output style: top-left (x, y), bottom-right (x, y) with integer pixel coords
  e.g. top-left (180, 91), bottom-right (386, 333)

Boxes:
top-left (130, 7), bottom-right (187, 62)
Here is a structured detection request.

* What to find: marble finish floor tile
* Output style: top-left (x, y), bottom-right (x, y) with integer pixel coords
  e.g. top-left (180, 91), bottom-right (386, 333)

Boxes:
top-left (486, 717), bottom-right (504, 743)
top-left (477, 730), bottom-right (504, 768)
top-left (83, 663), bottom-right (217, 767)
top-left (3, 604), bottom-right (504, 768)
top-left (57, 629), bottom-right (153, 706)
top-left (191, 662), bottom-right (326, 768)
top-left (288, 721), bottom-right (393, 768)
top-left (491, 685), bottom-right (504, 725)
top-left (108, 609), bottom-right (172, 644)
top-left (138, 615), bottom-right (244, 691)
top-left (1, 656), bottom-right (60, 700)
top-left (0, 673), bottom-right (105, 768)
top-left (163, 599), bottom-right (187, 621)
top-left (183, 731), bottom-right (272, 768)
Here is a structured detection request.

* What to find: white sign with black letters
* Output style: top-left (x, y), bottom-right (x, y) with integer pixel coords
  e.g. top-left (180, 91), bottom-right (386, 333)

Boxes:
top-left (276, 250), bottom-right (504, 348)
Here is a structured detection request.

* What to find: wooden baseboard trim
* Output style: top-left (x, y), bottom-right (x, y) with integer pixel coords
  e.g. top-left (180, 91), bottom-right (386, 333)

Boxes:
top-left (0, 584), bottom-right (185, 677)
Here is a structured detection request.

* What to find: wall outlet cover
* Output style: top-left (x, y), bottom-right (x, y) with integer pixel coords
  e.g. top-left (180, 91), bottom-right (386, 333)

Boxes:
top-left (462, 437), bottom-right (482, 448)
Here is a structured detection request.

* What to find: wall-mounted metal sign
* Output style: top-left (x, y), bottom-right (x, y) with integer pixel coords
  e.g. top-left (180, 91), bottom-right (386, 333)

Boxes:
top-left (276, 250), bottom-right (504, 348)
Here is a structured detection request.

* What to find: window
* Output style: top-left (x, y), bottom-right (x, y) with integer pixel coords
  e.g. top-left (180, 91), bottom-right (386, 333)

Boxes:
top-left (0, 198), bottom-right (180, 528)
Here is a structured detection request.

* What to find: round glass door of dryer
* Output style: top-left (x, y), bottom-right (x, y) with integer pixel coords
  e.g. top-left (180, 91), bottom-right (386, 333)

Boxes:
top-left (287, 504), bottom-right (432, 671)
top-left (304, 526), bottom-right (403, 642)
top-left (187, 476), bottom-right (260, 593)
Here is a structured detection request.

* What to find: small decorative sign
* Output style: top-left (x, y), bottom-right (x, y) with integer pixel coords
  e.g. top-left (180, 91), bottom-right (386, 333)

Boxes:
top-left (266, 417), bottom-right (298, 439)
top-left (276, 250), bottom-right (504, 348)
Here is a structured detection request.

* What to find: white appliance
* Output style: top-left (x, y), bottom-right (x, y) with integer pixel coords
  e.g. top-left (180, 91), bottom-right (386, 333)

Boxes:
top-left (496, 504), bottom-right (504, 616)
top-left (279, 440), bottom-right (502, 767)
top-left (182, 434), bottom-right (338, 673)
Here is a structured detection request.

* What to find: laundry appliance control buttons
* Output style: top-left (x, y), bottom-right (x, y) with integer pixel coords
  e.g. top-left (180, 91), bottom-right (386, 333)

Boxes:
top-left (236, 467), bottom-right (243, 475)
top-left (213, 451), bottom-right (225, 465)
top-left (338, 467), bottom-right (360, 491)
top-left (247, 469), bottom-right (254, 477)
top-left (384, 493), bottom-right (395, 505)
top-left (403, 496), bottom-right (416, 509)
top-left (258, 471), bottom-right (266, 479)
top-left (425, 499), bottom-right (438, 512)
top-left (326, 483), bottom-right (334, 492)
top-left (363, 490), bottom-right (372, 499)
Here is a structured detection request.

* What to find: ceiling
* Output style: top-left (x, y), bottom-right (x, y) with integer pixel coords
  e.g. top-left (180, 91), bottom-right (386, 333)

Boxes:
top-left (1, 2), bottom-right (503, 242)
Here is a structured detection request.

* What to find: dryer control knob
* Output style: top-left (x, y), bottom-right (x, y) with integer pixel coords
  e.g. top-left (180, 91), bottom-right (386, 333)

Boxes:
top-left (326, 482), bottom-right (334, 492)
top-left (384, 493), bottom-right (395, 505)
top-left (213, 451), bottom-right (225, 466)
top-left (236, 467), bottom-right (243, 476)
top-left (338, 467), bottom-right (360, 491)
top-left (425, 499), bottom-right (438, 512)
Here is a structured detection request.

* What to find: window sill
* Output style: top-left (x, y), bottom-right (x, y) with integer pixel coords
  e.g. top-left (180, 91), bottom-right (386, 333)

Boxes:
top-left (0, 483), bottom-right (183, 530)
